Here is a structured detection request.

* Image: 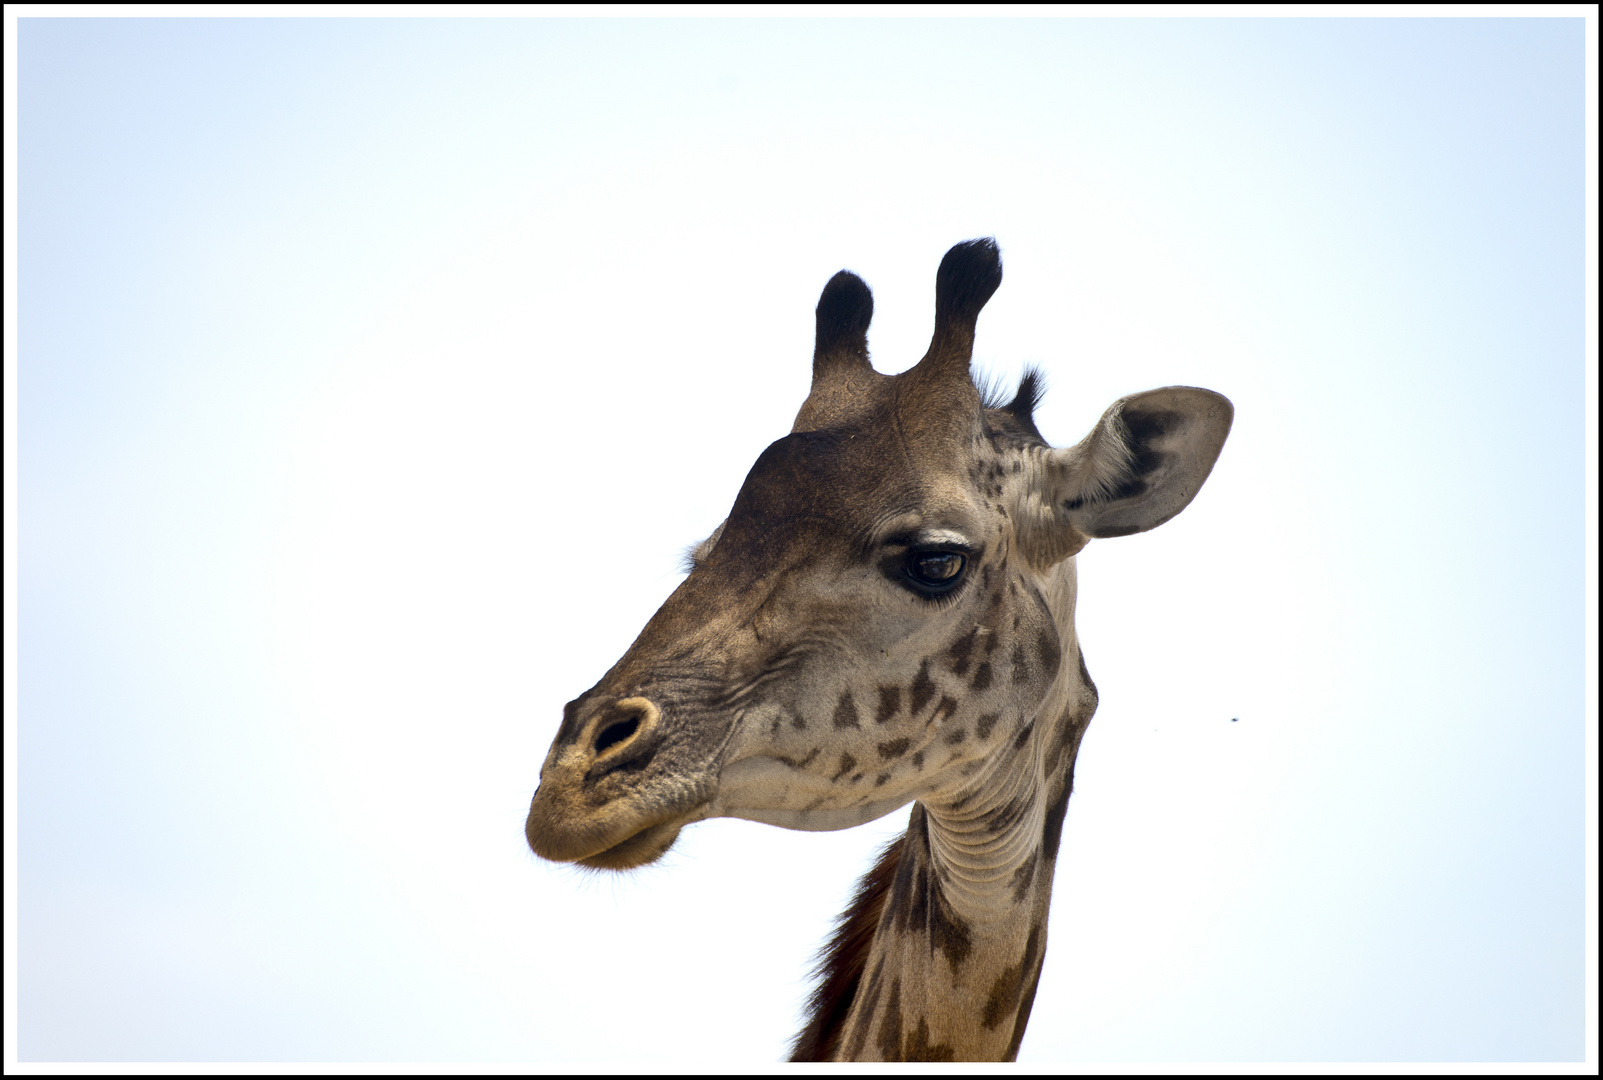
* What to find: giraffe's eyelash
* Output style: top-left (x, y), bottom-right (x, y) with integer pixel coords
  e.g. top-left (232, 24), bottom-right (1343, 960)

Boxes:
top-left (920, 586), bottom-right (968, 612)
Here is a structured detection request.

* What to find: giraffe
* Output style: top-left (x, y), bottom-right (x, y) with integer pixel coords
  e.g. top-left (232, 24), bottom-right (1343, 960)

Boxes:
top-left (524, 239), bottom-right (1232, 1061)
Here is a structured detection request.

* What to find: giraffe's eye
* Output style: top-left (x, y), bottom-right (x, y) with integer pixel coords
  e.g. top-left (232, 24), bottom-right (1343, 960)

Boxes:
top-left (905, 550), bottom-right (967, 592)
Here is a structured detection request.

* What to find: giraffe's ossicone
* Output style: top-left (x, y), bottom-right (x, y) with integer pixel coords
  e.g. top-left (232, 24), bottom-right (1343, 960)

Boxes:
top-left (525, 239), bottom-right (1232, 1061)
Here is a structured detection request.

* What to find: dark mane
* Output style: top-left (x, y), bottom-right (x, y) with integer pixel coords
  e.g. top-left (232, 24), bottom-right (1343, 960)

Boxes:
top-left (978, 365), bottom-right (1047, 443)
top-left (788, 834), bottom-right (904, 1061)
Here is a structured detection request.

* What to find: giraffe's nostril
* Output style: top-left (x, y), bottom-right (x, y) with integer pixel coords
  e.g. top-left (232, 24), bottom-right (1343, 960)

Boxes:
top-left (594, 717), bottom-right (640, 755)
top-left (584, 696), bottom-right (660, 763)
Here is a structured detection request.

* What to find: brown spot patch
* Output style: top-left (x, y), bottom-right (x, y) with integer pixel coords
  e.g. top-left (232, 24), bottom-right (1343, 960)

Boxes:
top-left (875, 686), bottom-right (901, 724)
top-left (971, 660), bottom-right (993, 691)
top-left (849, 955), bottom-right (888, 1060)
top-left (944, 726), bottom-right (968, 746)
top-left (1042, 778), bottom-right (1073, 861)
top-left (876, 978), bottom-right (903, 1060)
top-left (831, 752), bottom-right (858, 782)
top-left (1035, 628), bottom-right (1062, 680)
top-left (779, 747), bottom-right (822, 770)
top-left (902, 1016), bottom-right (955, 1062)
top-left (976, 712), bottom-right (1000, 739)
top-left (931, 696), bottom-right (959, 725)
top-left (1004, 925), bottom-right (1048, 1060)
top-left (909, 661), bottom-right (935, 717)
top-left (927, 877), bottom-right (973, 972)
top-left (1011, 642), bottom-right (1030, 684)
top-left (833, 690), bottom-right (861, 730)
top-left (1046, 703), bottom-right (1090, 776)
top-left (1009, 852), bottom-right (1038, 904)
top-left (983, 923), bottom-right (1044, 1035)
top-left (984, 793), bottom-right (1034, 834)
top-left (947, 627), bottom-right (979, 676)
top-left (1012, 718), bottom-right (1036, 751)
top-left (887, 806), bottom-right (925, 917)
top-left (877, 737), bottom-right (911, 760)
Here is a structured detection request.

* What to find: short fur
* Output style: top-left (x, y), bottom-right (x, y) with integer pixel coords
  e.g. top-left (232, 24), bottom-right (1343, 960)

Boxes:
top-left (524, 238), bottom-right (1234, 1061)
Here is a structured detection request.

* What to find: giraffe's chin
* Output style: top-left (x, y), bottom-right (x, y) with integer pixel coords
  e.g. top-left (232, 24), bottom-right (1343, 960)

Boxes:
top-left (575, 821), bottom-right (684, 870)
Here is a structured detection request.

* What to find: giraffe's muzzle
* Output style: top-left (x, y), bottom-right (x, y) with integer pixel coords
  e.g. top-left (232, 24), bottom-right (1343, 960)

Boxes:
top-left (524, 694), bottom-right (713, 870)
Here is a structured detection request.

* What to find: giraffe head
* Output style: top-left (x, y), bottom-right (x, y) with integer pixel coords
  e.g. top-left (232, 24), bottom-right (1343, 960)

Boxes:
top-left (525, 240), bottom-right (1231, 870)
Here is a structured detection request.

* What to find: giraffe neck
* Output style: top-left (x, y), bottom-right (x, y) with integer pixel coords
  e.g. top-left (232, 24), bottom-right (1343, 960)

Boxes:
top-left (794, 560), bottom-right (1099, 1062)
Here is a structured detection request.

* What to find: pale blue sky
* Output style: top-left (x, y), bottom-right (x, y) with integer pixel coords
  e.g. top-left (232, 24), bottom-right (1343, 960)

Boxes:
top-left (12, 14), bottom-right (1592, 1064)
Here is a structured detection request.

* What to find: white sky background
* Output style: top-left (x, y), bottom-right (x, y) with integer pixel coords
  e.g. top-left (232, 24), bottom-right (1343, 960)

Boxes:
top-left (10, 12), bottom-right (1593, 1065)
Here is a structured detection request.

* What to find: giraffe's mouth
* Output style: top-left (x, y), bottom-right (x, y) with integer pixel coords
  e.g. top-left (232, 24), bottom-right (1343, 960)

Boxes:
top-left (575, 820), bottom-right (684, 870)
top-left (526, 693), bottom-right (727, 870)
top-left (525, 763), bottom-right (712, 870)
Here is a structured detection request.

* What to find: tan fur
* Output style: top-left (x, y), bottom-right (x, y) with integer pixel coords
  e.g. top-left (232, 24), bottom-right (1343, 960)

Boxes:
top-left (524, 240), bottom-right (1231, 1060)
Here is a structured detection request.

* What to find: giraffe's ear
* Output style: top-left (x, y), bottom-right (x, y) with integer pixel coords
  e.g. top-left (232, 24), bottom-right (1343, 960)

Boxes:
top-left (1016, 387), bottom-right (1233, 567)
top-left (680, 518), bottom-right (727, 574)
